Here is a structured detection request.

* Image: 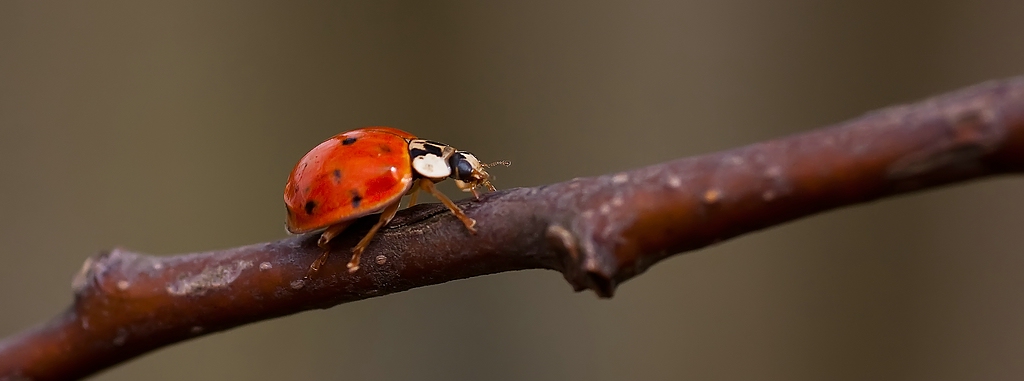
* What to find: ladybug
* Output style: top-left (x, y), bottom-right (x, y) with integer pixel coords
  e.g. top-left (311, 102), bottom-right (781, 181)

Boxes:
top-left (284, 127), bottom-right (508, 273)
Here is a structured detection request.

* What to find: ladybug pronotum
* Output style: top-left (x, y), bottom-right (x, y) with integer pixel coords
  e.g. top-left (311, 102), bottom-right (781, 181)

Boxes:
top-left (284, 127), bottom-right (508, 274)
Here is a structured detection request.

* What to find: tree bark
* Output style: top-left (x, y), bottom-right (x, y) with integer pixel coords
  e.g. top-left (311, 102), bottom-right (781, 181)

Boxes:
top-left (2, 77), bottom-right (1023, 381)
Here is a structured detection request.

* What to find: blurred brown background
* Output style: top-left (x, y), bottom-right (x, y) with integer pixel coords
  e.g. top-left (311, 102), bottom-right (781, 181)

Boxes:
top-left (2, 1), bottom-right (1024, 380)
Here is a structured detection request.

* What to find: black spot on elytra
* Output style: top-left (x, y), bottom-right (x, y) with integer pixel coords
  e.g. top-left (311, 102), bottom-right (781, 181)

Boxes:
top-left (332, 169), bottom-right (342, 183)
top-left (342, 137), bottom-right (357, 145)
top-left (379, 144), bottom-right (392, 153)
top-left (304, 200), bottom-right (317, 215)
top-left (350, 190), bottom-right (363, 209)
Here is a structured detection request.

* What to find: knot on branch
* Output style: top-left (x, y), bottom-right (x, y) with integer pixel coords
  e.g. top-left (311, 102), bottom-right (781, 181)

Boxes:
top-left (71, 248), bottom-right (172, 303)
top-left (541, 172), bottom-right (652, 298)
top-left (72, 249), bottom-right (132, 299)
top-left (546, 224), bottom-right (615, 297)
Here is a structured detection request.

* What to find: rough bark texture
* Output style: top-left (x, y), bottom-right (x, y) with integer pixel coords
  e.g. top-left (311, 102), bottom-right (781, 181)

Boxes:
top-left (2, 77), bottom-right (1023, 381)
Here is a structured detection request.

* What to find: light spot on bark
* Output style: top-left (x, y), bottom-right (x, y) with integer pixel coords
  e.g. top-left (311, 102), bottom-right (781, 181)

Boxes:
top-left (166, 260), bottom-right (253, 296)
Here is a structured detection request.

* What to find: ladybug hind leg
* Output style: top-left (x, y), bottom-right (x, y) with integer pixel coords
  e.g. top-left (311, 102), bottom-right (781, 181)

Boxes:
top-left (307, 220), bottom-right (356, 276)
top-left (347, 198), bottom-right (402, 273)
top-left (317, 221), bottom-right (353, 248)
top-left (416, 179), bottom-right (477, 233)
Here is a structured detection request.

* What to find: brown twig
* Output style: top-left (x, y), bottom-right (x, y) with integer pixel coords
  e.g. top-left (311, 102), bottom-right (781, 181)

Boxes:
top-left (2, 77), bottom-right (1024, 381)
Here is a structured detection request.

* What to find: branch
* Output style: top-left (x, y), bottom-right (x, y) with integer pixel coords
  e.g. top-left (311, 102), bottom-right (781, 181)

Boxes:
top-left (3, 77), bottom-right (1024, 381)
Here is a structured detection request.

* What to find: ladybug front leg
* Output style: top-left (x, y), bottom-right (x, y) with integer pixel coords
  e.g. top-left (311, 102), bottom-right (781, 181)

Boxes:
top-left (417, 179), bottom-right (477, 233)
top-left (347, 198), bottom-right (402, 273)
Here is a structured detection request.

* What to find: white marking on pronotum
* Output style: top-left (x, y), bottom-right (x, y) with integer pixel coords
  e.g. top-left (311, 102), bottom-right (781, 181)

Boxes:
top-left (611, 173), bottom-right (629, 184)
top-left (412, 154), bottom-right (451, 179)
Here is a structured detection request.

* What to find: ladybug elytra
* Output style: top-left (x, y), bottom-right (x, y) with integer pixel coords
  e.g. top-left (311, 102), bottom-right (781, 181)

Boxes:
top-left (284, 127), bottom-right (508, 273)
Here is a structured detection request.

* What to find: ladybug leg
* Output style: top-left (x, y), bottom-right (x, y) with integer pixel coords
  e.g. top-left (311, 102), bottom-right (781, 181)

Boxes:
top-left (418, 179), bottom-right (477, 233)
top-left (347, 199), bottom-right (402, 273)
top-left (469, 180), bottom-right (496, 199)
top-left (307, 220), bottom-right (355, 275)
top-left (407, 188), bottom-right (419, 207)
top-left (318, 221), bottom-right (354, 248)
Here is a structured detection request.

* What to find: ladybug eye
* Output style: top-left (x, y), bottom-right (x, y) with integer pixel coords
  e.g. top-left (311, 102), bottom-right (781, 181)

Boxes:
top-left (449, 152), bottom-right (480, 182)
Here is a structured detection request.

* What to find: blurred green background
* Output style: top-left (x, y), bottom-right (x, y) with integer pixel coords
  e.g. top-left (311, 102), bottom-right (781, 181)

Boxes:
top-left (3, 1), bottom-right (1024, 380)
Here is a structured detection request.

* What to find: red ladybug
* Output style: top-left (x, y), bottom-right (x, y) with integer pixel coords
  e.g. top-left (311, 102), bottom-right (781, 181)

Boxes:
top-left (284, 127), bottom-right (508, 273)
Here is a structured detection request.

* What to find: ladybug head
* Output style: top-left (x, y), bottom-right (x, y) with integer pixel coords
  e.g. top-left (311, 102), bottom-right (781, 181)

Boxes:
top-left (449, 151), bottom-right (510, 197)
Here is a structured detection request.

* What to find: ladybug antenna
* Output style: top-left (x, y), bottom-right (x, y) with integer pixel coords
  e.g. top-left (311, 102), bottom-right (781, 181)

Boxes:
top-left (483, 160), bottom-right (511, 169)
